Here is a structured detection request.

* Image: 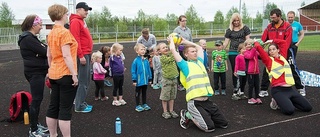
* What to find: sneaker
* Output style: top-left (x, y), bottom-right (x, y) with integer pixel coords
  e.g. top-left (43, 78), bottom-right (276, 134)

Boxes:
top-left (95, 97), bottom-right (100, 101)
top-left (215, 90), bottom-right (220, 95)
top-left (221, 90), bottom-right (226, 95)
top-left (180, 109), bottom-right (190, 129)
top-left (83, 102), bottom-right (93, 109)
top-left (104, 80), bottom-right (112, 86)
top-left (29, 128), bottom-right (50, 137)
top-left (255, 98), bottom-right (262, 104)
top-left (270, 98), bottom-right (279, 110)
top-left (231, 94), bottom-right (241, 100)
top-left (298, 88), bottom-right (306, 96)
top-left (178, 85), bottom-right (185, 91)
top-left (162, 112), bottom-right (172, 119)
top-left (259, 90), bottom-right (269, 97)
top-left (153, 85), bottom-right (160, 90)
top-left (135, 105), bottom-right (144, 112)
top-left (239, 94), bottom-right (248, 99)
top-left (142, 104), bottom-right (151, 110)
top-left (112, 100), bottom-right (121, 106)
top-left (119, 99), bottom-right (127, 105)
top-left (37, 123), bottom-right (49, 133)
top-left (101, 96), bottom-right (109, 101)
top-left (170, 111), bottom-right (179, 118)
top-left (248, 98), bottom-right (257, 104)
top-left (75, 106), bottom-right (92, 113)
top-left (151, 84), bottom-right (154, 87)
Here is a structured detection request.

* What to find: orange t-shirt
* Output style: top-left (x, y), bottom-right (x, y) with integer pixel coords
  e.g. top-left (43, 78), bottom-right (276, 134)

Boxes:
top-left (47, 24), bottom-right (78, 80)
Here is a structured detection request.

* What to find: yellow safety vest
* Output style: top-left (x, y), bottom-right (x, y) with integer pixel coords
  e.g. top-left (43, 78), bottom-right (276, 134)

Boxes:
top-left (180, 60), bottom-right (213, 102)
top-left (267, 56), bottom-right (295, 85)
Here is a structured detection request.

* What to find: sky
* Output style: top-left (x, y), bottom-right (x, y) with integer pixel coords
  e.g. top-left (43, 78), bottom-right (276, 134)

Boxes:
top-left (0, 0), bottom-right (317, 22)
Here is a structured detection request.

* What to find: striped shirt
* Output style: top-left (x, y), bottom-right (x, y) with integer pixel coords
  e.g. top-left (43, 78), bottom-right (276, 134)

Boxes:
top-left (212, 50), bottom-right (228, 72)
top-left (47, 24), bottom-right (78, 80)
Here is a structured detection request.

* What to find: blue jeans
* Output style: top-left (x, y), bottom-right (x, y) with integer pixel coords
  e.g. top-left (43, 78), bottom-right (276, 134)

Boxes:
top-left (75, 54), bottom-right (91, 111)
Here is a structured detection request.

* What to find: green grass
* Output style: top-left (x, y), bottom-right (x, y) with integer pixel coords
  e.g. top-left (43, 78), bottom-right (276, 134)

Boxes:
top-left (205, 35), bottom-right (320, 51)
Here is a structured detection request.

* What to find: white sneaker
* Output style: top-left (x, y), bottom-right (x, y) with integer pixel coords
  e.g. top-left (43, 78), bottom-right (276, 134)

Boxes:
top-left (259, 90), bottom-right (269, 97)
top-left (119, 99), bottom-right (127, 105)
top-left (112, 100), bottom-right (121, 106)
top-left (298, 88), bottom-right (306, 96)
top-left (270, 98), bottom-right (279, 110)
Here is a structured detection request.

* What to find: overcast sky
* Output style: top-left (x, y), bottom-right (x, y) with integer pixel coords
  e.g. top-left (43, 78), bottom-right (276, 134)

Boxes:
top-left (0, 0), bottom-right (316, 21)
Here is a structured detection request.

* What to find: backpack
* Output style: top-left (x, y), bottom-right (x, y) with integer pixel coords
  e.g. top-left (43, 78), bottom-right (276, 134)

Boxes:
top-left (1, 90), bottom-right (32, 122)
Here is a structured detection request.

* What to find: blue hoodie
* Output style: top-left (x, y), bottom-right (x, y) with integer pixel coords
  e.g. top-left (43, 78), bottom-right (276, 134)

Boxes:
top-left (131, 56), bottom-right (152, 87)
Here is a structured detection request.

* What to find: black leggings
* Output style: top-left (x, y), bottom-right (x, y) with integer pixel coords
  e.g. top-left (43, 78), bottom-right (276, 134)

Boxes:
top-left (213, 72), bottom-right (226, 90)
top-left (247, 74), bottom-right (260, 98)
top-left (238, 75), bottom-right (247, 94)
top-left (271, 86), bottom-right (312, 115)
top-left (135, 85), bottom-right (147, 106)
top-left (228, 55), bottom-right (238, 88)
top-left (25, 73), bottom-right (46, 132)
top-left (94, 80), bottom-right (106, 98)
top-left (113, 75), bottom-right (124, 96)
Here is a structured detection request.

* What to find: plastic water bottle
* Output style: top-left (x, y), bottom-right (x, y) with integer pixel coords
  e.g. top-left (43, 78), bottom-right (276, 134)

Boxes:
top-left (115, 117), bottom-right (121, 134)
top-left (24, 111), bottom-right (29, 125)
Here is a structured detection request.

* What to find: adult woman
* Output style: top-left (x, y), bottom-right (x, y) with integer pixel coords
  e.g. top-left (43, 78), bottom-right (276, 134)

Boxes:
top-left (46, 4), bottom-right (78, 137)
top-left (173, 15), bottom-right (192, 91)
top-left (18, 15), bottom-right (49, 137)
top-left (255, 41), bottom-right (312, 115)
top-left (223, 13), bottom-right (251, 94)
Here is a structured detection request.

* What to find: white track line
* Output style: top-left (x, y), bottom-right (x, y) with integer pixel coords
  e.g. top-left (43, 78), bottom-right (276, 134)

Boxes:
top-left (215, 112), bottom-right (320, 137)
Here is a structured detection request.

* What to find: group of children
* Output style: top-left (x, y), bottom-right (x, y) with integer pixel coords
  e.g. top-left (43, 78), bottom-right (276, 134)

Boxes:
top-left (211, 38), bottom-right (263, 104)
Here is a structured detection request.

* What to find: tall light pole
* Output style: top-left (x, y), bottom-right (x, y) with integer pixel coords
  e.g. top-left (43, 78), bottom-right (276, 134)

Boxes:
top-left (179, 4), bottom-right (186, 14)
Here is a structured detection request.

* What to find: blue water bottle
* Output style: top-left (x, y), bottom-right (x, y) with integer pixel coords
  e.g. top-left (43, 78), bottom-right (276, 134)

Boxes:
top-left (115, 117), bottom-right (121, 134)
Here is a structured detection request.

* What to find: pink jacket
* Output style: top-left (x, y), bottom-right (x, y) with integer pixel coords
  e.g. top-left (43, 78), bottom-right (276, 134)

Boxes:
top-left (244, 47), bottom-right (260, 74)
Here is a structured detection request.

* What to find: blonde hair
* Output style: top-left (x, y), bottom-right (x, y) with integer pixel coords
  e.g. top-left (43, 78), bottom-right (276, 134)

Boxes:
top-left (244, 39), bottom-right (254, 45)
top-left (111, 43), bottom-right (123, 54)
top-left (183, 44), bottom-right (197, 55)
top-left (134, 43), bottom-right (146, 51)
top-left (155, 42), bottom-right (165, 51)
top-left (141, 28), bottom-right (149, 35)
top-left (91, 51), bottom-right (103, 62)
top-left (237, 43), bottom-right (245, 53)
top-left (199, 39), bottom-right (206, 45)
top-left (229, 13), bottom-right (244, 30)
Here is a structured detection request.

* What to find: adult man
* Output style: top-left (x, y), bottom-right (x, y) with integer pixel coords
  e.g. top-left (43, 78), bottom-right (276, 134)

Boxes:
top-left (70, 2), bottom-right (93, 113)
top-left (287, 11), bottom-right (305, 58)
top-left (259, 8), bottom-right (306, 99)
top-left (168, 36), bottom-right (228, 132)
top-left (136, 28), bottom-right (157, 58)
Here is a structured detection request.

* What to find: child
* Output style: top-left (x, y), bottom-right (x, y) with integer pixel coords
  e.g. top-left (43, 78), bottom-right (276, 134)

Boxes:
top-left (131, 43), bottom-right (152, 112)
top-left (255, 40), bottom-right (312, 115)
top-left (92, 51), bottom-right (109, 101)
top-left (99, 46), bottom-right (112, 87)
top-left (148, 49), bottom-right (154, 87)
top-left (168, 36), bottom-right (228, 132)
top-left (156, 42), bottom-right (179, 119)
top-left (233, 43), bottom-right (248, 100)
top-left (244, 39), bottom-right (261, 104)
top-left (109, 43), bottom-right (126, 106)
top-left (152, 48), bottom-right (162, 90)
top-left (211, 40), bottom-right (228, 95)
top-left (199, 39), bottom-right (210, 71)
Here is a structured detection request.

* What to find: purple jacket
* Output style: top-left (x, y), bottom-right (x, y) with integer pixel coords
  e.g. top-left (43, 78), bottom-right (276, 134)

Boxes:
top-left (109, 55), bottom-right (125, 76)
top-left (244, 48), bottom-right (260, 74)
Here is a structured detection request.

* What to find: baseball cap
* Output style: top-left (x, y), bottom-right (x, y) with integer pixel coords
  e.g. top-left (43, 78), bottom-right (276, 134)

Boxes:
top-left (215, 40), bottom-right (223, 46)
top-left (76, 2), bottom-right (92, 11)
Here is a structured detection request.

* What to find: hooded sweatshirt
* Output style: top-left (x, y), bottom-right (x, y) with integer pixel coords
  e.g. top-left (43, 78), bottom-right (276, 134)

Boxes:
top-left (18, 31), bottom-right (48, 75)
top-left (69, 14), bottom-right (93, 58)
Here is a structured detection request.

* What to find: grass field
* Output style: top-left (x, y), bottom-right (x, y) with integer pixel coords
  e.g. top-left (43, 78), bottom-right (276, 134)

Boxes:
top-left (205, 35), bottom-right (320, 51)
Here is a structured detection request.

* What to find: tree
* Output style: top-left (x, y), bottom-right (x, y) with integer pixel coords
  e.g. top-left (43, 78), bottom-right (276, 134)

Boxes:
top-left (0, 2), bottom-right (15, 27)
top-left (263, 2), bottom-right (278, 19)
top-left (185, 4), bottom-right (201, 30)
top-left (225, 6), bottom-right (239, 27)
top-left (213, 10), bottom-right (224, 29)
top-left (166, 13), bottom-right (178, 26)
top-left (86, 11), bottom-right (100, 32)
top-left (241, 3), bottom-right (250, 25)
top-left (301, 1), bottom-right (306, 7)
top-left (98, 6), bottom-right (113, 31)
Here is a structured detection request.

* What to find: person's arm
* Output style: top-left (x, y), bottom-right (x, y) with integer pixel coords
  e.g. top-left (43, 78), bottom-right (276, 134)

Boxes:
top-left (169, 36), bottom-right (183, 62)
top-left (61, 44), bottom-right (78, 86)
top-left (131, 59), bottom-right (137, 86)
top-left (244, 48), bottom-right (256, 59)
top-left (181, 38), bottom-right (204, 59)
top-left (70, 21), bottom-right (86, 65)
top-left (296, 27), bottom-right (305, 46)
top-left (211, 58), bottom-right (214, 72)
top-left (285, 26), bottom-right (293, 50)
top-left (47, 47), bottom-right (51, 67)
top-left (254, 42), bottom-right (272, 71)
top-left (225, 59), bottom-right (228, 71)
top-left (223, 38), bottom-right (230, 50)
top-left (28, 38), bottom-right (47, 57)
top-left (261, 27), bottom-right (269, 42)
top-left (244, 25), bottom-right (251, 40)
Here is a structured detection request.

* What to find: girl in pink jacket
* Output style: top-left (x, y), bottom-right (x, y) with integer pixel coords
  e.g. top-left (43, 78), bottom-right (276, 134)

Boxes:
top-left (244, 39), bottom-right (261, 104)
